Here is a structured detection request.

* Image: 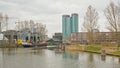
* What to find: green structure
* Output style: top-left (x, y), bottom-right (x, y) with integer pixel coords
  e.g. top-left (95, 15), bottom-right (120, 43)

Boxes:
top-left (62, 13), bottom-right (78, 40)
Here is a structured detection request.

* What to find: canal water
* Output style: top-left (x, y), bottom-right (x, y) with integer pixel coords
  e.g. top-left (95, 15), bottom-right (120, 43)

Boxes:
top-left (0, 48), bottom-right (120, 68)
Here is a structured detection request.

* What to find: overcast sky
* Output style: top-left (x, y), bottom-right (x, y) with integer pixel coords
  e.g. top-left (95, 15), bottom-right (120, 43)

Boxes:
top-left (0, 0), bottom-right (119, 37)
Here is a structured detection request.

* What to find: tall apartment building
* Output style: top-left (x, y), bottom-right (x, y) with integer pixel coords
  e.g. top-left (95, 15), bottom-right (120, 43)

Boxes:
top-left (71, 13), bottom-right (78, 32)
top-left (62, 15), bottom-right (71, 39)
top-left (62, 13), bottom-right (78, 41)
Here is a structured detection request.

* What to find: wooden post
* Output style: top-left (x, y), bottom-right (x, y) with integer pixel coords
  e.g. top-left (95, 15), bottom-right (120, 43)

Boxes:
top-left (101, 48), bottom-right (106, 56)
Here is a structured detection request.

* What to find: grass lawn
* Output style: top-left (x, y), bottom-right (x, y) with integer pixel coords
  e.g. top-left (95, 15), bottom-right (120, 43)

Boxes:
top-left (66, 45), bottom-right (85, 51)
top-left (66, 44), bottom-right (102, 52)
top-left (85, 44), bottom-right (102, 52)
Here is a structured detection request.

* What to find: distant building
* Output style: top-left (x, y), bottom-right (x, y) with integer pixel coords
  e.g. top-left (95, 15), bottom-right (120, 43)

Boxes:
top-left (71, 13), bottom-right (78, 32)
top-left (1, 29), bottom-right (42, 44)
top-left (62, 15), bottom-right (71, 39)
top-left (47, 38), bottom-right (61, 45)
top-left (53, 33), bottom-right (62, 42)
top-left (70, 32), bottom-right (120, 44)
top-left (62, 13), bottom-right (78, 43)
top-left (2, 30), bottom-right (17, 44)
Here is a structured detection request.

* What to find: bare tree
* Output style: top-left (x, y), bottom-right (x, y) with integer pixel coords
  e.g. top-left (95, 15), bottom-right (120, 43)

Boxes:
top-left (35, 23), bottom-right (47, 41)
top-left (104, 2), bottom-right (120, 45)
top-left (83, 5), bottom-right (99, 44)
top-left (15, 20), bottom-right (47, 41)
top-left (4, 14), bottom-right (9, 31)
top-left (104, 2), bottom-right (120, 32)
top-left (15, 20), bottom-right (30, 31)
top-left (29, 20), bottom-right (35, 31)
top-left (15, 20), bottom-right (23, 31)
top-left (0, 13), bottom-right (3, 32)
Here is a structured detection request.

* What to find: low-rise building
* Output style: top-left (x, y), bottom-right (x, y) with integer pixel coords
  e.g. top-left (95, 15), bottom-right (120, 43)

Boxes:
top-left (70, 32), bottom-right (120, 44)
top-left (2, 30), bottom-right (17, 44)
top-left (53, 33), bottom-right (62, 43)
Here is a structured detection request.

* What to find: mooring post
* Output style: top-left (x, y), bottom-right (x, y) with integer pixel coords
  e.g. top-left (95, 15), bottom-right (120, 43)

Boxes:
top-left (101, 48), bottom-right (106, 56)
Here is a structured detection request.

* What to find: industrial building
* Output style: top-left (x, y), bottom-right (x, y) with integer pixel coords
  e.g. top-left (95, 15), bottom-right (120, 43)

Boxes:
top-left (0, 29), bottom-right (41, 44)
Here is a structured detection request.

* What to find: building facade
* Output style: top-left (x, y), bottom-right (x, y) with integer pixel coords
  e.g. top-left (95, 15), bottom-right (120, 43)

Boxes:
top-left (70, 32), bottom-right (120, 44)
top-left (2, 30), bottom-right (17, 44)
top-left (17, 28), bottom-right (40, 43)
top-left (53, 33), bottom-right (62, 42)
top-left (62, 13), bottom-right (78, 43)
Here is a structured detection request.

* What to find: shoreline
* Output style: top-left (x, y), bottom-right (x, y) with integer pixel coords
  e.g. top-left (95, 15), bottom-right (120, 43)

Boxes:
top-left (65, 45), bottom-right (120, 57)
top-left (0, 44), bottom-right (120, 57)
top-left (84, 50), bottom-right (120, 57)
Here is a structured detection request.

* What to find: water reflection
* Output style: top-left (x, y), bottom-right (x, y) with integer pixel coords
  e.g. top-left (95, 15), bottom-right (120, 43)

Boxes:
top-left (63, 51), bottom-right (79, 60)
top-left (2, 48), bottom-right (17, 55)
top-left (0, 48), bottom-right (120, 68)
top-left (31, 49), bottom-right (44, 56)
top-left (88, 53), bottom-right (93, 62)
top-left (101, 55), bottom-right (106, 61)
top-left (119, 58), bottom-right (120, 63)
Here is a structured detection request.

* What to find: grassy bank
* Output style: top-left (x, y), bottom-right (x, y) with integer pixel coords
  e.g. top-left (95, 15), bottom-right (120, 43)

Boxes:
top-left (84, 45), bottom-right (102, 53)
top-left (108, 51), bottom-right (120, 56)
top-left (65, 45), bottom-right (85, 51)
top-left (66, 44), bottom-right (120, 57)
